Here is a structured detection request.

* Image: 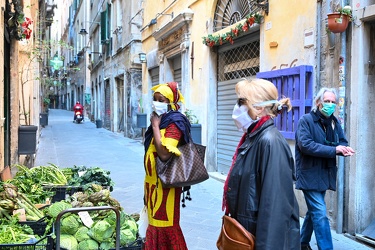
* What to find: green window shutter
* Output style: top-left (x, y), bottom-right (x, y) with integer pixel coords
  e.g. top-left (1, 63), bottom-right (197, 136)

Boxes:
top-left (101, 10), bottom-right (108, 44)
top-left (107, 3), bottom-right (111, 41)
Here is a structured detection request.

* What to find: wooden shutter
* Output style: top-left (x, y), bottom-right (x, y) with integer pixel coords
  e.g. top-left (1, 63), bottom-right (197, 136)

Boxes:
top-left (101, 9), bottom-right (108, 44)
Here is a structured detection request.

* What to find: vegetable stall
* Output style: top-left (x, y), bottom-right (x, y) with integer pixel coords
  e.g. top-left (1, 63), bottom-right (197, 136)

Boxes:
top-left (0, 164), bottom-right (143, 250)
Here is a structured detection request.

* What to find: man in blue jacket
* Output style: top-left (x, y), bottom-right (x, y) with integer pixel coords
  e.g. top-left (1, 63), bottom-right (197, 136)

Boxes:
top-left (295, 87), bottom-right (355, 250)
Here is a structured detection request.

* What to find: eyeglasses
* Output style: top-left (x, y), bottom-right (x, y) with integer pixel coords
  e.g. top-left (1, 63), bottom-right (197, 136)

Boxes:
top-left (237, 98), bottom-right (248, 106)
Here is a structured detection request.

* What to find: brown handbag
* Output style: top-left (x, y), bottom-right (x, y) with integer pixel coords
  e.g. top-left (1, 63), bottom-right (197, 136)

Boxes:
top-left (156, 135), bottom-right (209, 188)
top-left (217, 215), bottom-right (255, 250)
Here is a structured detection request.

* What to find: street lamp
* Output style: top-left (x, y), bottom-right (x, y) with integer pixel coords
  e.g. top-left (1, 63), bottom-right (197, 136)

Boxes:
top-left (79, 28), bottom-right (88, 35)
top-left (79, 21), bottom-right (100, 36)
top-left (139, 52), bottom-right (146, 63)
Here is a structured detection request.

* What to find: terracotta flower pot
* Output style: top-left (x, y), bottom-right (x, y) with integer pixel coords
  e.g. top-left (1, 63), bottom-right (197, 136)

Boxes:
top-left (327, 13), bottom-right (350, 33)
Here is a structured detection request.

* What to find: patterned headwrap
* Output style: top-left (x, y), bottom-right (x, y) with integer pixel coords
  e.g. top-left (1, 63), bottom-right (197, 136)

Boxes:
top-left (151, 82), bottom-right (185, 110)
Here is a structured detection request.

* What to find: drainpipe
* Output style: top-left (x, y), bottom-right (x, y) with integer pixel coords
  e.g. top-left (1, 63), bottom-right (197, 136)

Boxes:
top-left (336, 0), bottom-right (347, 234)
top-left (317, 1), bottom-right (322, 88)
top-left (327, 1), bottom-right (336, 49)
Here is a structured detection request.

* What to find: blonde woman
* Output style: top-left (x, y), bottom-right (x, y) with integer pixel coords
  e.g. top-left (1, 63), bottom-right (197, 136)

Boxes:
top-left (222, 79), bottom-right (300, 250)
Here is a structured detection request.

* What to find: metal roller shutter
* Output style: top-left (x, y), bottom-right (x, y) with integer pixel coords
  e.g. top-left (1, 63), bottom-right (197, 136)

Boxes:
top-left (150, 67), bottom-right (159, 87)
top-left (104, 81), bottom-right (111, 129)
top-left (217, 79), bottom-right (244, 174)
top-left (172, 56), bottom-right (182, 90)
top-left (217, 34), bottom-right (260, 174)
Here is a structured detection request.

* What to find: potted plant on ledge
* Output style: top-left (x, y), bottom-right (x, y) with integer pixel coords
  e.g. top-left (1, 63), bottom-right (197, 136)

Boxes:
top-left (136, 98), bottom-right (147, 129)
top-left (327, 5), bottom-right (352, 33)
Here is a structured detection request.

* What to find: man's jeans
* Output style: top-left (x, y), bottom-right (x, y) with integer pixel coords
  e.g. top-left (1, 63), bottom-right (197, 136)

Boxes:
top-left (301, 190), bottom-right (333, 250)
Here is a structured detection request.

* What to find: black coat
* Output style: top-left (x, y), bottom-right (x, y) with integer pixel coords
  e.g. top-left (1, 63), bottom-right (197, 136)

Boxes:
top-left (226, 119), bottom-right (300, 250)
top-left (295, 110), bottom-right (349, 191)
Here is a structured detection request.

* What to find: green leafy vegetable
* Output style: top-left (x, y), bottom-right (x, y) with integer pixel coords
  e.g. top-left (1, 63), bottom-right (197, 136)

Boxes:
top-left (28, 164), bottom-right (67, 185)
top-left (47, 201), bottom-right (72, 218)
top-left (78, 239), bottom-right (99, 250)
top-left (120, 228), bottom-right (137, 247)
top-left (61, 214), bottom-right (81, 235)
top-left (123, 219), bottom-right (138, 235)
top-left (0, 183), bottom-right (44, 221)
top-left (75, 226), bottom-right (91, 242)
top-left (66, 166), bottom-right (115, 191)
top-left (6, 165), bottom-right (55, 204)
top-left (60, 234), bottom-right (78, 250)
top-left (0, 218), bottom-right (36, 244)
top-left (88, 220), bottom-right (115, 243)
top-left (100, 241), bottom-right (115, 250)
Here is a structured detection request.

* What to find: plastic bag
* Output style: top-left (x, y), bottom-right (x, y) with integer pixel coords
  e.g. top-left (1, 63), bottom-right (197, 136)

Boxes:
top-left (137, 206), bottom-right (148, 238)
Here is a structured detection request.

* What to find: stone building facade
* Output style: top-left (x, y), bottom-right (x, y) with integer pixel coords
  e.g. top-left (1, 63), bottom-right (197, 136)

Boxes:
top-left (62, 0), bottom-right (144, 138)
top-left (139, 0), bottom-right (375, 243)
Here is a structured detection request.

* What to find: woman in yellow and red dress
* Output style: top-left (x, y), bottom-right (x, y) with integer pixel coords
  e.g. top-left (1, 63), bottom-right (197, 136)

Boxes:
top-left (143, 82), bottom-right (191, 250)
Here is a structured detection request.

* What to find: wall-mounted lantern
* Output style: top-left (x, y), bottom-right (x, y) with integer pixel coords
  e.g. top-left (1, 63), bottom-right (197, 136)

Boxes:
top-left (139, 52), bottom-right (147, 63)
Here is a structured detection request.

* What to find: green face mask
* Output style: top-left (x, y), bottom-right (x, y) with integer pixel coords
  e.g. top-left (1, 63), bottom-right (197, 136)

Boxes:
top-left (321, 103), bottom-right (336, 116)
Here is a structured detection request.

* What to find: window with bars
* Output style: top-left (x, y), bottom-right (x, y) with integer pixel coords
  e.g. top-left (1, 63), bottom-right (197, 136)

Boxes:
top-left (256, 65), bottom-right (314, 139)
top-left (218, 40), bottom-right (260, 81)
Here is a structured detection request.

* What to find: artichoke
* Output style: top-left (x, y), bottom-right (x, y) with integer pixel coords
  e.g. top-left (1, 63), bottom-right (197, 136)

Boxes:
top-left (91, 184), bottom-right (103, 192)
top-left (3, 183), bottom-right (18, 199)
top-left (71, 192), bottom-right (88, 202)
top-left (71, 200), bottom-right (81, 208)
top-left (0, 199), bottom-right (15, 210)
top-left (130, 213), bottom-right (140, 222)
top-left (108, 197), bottom-right (121, 211)
top-left (88, 189), bottom-right (110, 203)
top-left (81, 201), bottom-right (94, 207)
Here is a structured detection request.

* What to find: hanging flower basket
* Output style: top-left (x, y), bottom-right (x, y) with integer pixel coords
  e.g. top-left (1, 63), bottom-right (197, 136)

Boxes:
top-left (327, 5), bottom-right (352, 33)
top-left (327, 13), bottom-right (349, 33)
top-left (202, 12), bottom-right (263, 47)
top-left (6, 13), bottom-right (33, 40)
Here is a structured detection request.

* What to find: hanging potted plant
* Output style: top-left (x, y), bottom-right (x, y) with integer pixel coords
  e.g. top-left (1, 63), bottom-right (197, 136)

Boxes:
top-left (327, 5), bottom-right (352, 33)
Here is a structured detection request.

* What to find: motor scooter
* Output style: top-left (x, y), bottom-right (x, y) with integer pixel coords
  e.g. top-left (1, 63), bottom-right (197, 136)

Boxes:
top-left (74, 107), bottom-right (83, 124)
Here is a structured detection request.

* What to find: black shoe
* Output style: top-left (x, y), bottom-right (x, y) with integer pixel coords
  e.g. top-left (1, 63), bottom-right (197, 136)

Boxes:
top-left (301, 245), bottom-right (313, 250)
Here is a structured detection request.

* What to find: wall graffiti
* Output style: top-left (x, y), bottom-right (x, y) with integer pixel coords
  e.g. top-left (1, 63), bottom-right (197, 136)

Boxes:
top-left (271, 59), bottom-right (298, 70)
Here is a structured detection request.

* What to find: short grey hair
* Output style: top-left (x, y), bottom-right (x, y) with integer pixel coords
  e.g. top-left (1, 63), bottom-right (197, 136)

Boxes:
top-left (312, 87), bottom-right (338, 111)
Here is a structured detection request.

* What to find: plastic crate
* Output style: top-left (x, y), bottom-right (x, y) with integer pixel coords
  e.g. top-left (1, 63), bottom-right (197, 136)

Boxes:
top-left (112, 238), bottom-right (144, 250)
top-left (36, 235), bottom-right (53, 250)
top-left (0, 235), bottom-right (53, 250)
top-left (42, 185), bottom-right (83, 202)
top-left (19, 217), bottom-right (48, 237)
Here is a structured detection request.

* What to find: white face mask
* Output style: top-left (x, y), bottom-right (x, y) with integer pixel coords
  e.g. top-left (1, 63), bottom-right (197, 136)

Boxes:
top-left (232, 104), bottom-right (258, 132)
top-left (152, 101), bottom-right (169, 116)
